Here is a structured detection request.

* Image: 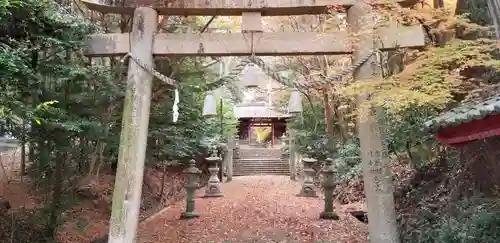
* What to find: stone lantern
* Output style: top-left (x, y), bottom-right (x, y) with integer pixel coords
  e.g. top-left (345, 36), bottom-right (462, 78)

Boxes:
top-left (297, 157), bottom-right (318, 197)
top-left (180, 159), bottom-right (201, 220)
top-left (320, 158), bottom-right (339, 220)
top-left (202, 152), bottom-right (224, 198)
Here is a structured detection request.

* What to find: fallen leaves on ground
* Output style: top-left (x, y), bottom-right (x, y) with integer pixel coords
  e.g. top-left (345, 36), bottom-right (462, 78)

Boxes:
top-left (138, 176), bottom-right (369, 243)
top-left (57, 169), bottom-right (188, 243)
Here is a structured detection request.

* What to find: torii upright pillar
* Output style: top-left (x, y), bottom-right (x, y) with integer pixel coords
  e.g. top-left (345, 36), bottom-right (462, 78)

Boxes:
top-left (348, 2), bottom-right (400, 242)
top-left (107, 7), bottom-right (157, 243)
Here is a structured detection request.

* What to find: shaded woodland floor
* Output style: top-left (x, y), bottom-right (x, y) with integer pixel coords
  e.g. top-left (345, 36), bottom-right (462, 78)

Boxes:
top-left (137, 176), bottom-right (368, 243)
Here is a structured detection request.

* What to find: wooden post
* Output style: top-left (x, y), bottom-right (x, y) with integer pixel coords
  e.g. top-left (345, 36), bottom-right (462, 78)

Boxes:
top-left (288, 120), bottom-right (297, 180)
top-left (271, 122), bottom-right (275, 147)
top-left (108, 7), bottom-right (157, 243)
top-left (226, 136), bottom-right (234, 182)
top-left (348, 3), bottom-right (400, 243)
top-left (248, 125), bottom-right (251, 145)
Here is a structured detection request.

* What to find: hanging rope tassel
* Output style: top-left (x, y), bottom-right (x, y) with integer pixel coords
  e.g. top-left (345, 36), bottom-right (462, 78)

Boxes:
top-left (173, 88), bottom-right (179, 123)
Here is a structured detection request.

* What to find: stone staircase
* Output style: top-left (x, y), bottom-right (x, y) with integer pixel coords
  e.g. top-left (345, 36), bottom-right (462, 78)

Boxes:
top-left (234, 146), bottom-right (289, 176)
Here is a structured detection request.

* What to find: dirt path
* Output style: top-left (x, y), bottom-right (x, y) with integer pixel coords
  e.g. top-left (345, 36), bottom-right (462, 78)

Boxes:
top-left (137, 176), bottom-right (368, 243)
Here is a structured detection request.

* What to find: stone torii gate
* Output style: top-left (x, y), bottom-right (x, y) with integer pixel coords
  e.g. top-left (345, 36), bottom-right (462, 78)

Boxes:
top-left (82, 0), bottom-right (425, 242)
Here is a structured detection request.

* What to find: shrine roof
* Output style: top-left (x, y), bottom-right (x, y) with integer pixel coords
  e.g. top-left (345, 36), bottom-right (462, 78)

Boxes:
top-left (423, 95), bottom-right (500, 133)
top-left (234, 103), bottom-right (291, 119)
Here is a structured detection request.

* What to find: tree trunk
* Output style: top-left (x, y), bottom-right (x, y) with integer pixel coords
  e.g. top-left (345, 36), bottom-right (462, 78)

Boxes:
top-left (433, 0), bottom-right (445, 8)
top-left (323, 89), bottom-right (335, 151)
top-left (159, 163), bottom-right (167, 202)
top-left (455, 0), bottom-right (469, 15)
top-left (47, 142), bottom-right (63, 235)
top-left (20, 121), bottom-right (26, 177)
top-left (488, 0), bottom-right (500, 39)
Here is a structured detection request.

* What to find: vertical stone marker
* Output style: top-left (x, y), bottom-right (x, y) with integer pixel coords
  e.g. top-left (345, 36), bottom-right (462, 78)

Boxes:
top-left (348, 2), bottom-right (401, 243)
top-left (107, 7), bottom-right (157, 243)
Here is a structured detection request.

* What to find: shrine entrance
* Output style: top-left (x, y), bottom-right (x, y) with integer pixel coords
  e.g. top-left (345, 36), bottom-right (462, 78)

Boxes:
top-left (235, 103), bottom-right (289, 148)
top-left (81, 0), bottom-right (426, 242)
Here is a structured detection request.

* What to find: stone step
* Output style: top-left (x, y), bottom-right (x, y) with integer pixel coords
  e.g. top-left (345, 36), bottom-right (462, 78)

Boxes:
top-left (234, 165), bottom-right (289, 169)
top-left (238, 148), bottom-right (283, 159)
top-left (232, 153), bottom-right (289, 176)
top-left (234, 158), bottom-right (288, 161)
top-left (234, 163), bottom-right (288, 167)
top-left (234, 167), bottom-right (289, 172)
top-left (234, 160), bottom-right (288, 165)
top-left (233, 169), bottom-right (290, 175)
top-left (234, 167), bottom-right (289, 171)
top-left (233, 166), bottom-right (290, 175)
top-left (234, 172), bottom-right (289, 176)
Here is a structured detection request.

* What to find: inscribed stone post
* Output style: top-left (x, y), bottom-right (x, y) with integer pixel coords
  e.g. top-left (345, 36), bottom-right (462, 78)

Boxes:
top-left (107, 7), bottom-right (157, 243)
top-left (347, 3), bottom-right (400, 243)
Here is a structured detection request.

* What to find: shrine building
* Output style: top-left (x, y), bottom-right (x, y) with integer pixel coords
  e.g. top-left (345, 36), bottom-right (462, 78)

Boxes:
top-left (424, 95), bottom-right (500, 194)
top-left (424, 95), bottom-right (500, 147)
top-left (234, 102), bottom-right (291, 147)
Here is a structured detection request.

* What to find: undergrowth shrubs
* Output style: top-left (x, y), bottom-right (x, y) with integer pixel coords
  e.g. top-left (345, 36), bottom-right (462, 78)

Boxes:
top-left (411, 200), bottom-right (500, 243)
top-left (335, 142), bottom-right (363, 182)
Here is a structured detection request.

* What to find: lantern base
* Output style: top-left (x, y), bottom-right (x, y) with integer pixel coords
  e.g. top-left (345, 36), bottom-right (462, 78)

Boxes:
top-left (180, 211), bottom-right (200, 220)
top-left (202, 192), bottom-right (224, 198)
top-left (297, 185), bottom-right (318, 197)
top-left (202, 183), bottom-right (224, 197)
top-left (319, 211), bottom-right (339, 220)
top-left (203, 166), bottom-right (224, 197)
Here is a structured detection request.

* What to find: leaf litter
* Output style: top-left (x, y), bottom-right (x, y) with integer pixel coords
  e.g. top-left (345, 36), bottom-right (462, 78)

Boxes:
top-left (137, 175), bottom-right (368, 243)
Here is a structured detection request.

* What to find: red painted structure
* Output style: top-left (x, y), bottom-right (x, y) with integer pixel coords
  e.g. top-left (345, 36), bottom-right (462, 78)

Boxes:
top-left (435, 114), bottom-right (500, 147)
top-left (234, 103), bottom-right (290, 147)
top-left (237, 118), bottom-right (287, 147)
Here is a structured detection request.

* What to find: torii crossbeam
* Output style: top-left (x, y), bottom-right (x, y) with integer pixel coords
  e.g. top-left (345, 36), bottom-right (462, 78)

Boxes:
top-left (81, 1), bottom-right (426, 243)
top-left (82, 0), bottom-right (419, 15)
top-left (86, 25), bottom-right (424, 57)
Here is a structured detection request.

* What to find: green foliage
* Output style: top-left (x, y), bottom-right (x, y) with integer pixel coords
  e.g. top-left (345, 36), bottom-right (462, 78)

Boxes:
top-left (335, 141), bottom-right (362, 182)
top-left (382, 105), bottom-right (440, 168)
top-left (464, 0), bottom-right (491, 26)
top-left (0, 0), bottom-right (233, 239)
top-left (345, 39), bottom-right (500, 113)
top-left (284, 98), bottom-right (336, 159)
top-left (415, 200), bottom-right (500, 243)
top-left (343, 39), bottom-right (499, 169)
